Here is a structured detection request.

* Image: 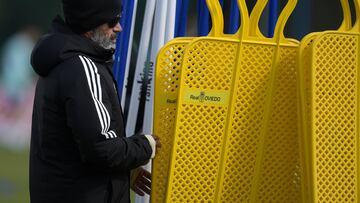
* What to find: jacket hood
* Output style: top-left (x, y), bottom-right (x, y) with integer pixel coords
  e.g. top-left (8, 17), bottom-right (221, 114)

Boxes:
top-left (31, 15), bottom-right (114, 77)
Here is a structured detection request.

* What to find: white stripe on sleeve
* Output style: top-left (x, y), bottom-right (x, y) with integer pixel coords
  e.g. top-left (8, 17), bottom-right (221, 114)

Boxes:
top-left (85, 57), bottom-right (117, 138)
top-left (83, 57), bottom-right (110, 134)
top-left (79, 55), bottom-right (118, 139)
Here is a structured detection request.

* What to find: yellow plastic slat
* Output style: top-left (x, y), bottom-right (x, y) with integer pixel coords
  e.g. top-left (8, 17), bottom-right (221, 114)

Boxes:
top-left (254, 44), bottom-right (300, 202)
top-left (151, 0), bottom-right (224, 202)
top-left (165, 0), bottom-right (256, 201)
top-left (297, 1), bottom-right (352, 202)
top-left (152, 38), bottom-right (193, 203)
top-left (298, 33), bottom-right (319, 203)
top-left (218, 4), bottom-right (279, 202)
top-left (153, 0), bottom-right (272, 201)
top-left (168, 37), bottom-right (238, 202)
top-left (165, 0), bottom-right (301, 202)
top-left (297, 0), bottom-right (356, 202)
top-left (217, 0), bottom-right (300, 202)
top-left (217, 41), bottom-right (277, 203)
top-left (311, 33), bottom-right (358, 203)
top-left (311, 35), bottom-right (359, 203)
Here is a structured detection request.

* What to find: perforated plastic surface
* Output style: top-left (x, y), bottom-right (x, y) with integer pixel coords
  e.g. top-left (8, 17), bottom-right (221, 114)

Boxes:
top-left (216, 43), bottom-right (301, 203)
top-left (298, 0), bottom-right (352, 203)
top-left (298, 33), bottom-right (318, 203)
top-left (217, 43), bottom-right (276, 203)
top-left (311, 33), bottom-right (359, 203)
top-left (152, 0), bottom-right (225, 201)
top-left (152, 38), bottom-right (191, 203)
top-left (255, 45), bottom-right (300, 202)
top-left (218, 0), bottom-right (300, 202)
top-left (166, 38), bottom-right (238, 202)
top-left (165, 0), bottom-right (301, 201)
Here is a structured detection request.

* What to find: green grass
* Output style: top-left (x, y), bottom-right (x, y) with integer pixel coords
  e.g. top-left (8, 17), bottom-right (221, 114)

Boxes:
top-left (0, 147), bottom-right (29, 203)
top-left (0, 147), bottom-right (139, 203)
top-left (131, 191), bottom-right (135, 202)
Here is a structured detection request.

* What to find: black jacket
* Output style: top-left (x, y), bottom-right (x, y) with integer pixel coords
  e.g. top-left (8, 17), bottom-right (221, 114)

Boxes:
top-left (29, 16), bottom-right (152, 203)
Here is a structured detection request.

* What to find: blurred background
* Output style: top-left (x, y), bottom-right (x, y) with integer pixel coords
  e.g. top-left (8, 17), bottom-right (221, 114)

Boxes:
top-left (0, 0), bottom-right (351, 202)
top-left (0, 1), bottom-right (61, 202)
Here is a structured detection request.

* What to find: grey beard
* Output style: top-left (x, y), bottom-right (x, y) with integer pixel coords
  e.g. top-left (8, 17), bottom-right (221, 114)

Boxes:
top-left (89, 29), bottom-right (116, 50)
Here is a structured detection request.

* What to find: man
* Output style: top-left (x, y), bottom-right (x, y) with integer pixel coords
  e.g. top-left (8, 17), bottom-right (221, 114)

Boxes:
top-left (29, 0), bottom-right (159, 202)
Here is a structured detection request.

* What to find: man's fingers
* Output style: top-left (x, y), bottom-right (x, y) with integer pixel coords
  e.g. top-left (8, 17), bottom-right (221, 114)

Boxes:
top-left (152, 135), bottom-right (161, 148)
top-left (156, 141), bottom-right (161, 148)
top-left (139, 175), bottom-right (151, 187)
top-left (155, 138), bottom-right (161, 148)
top-left (137, 183), bottom-right (151, 195)
top-left (132, 169), bottom-right (152, 196)
top-left (142, 169), bottom-right (151, 180)
top-left (132, 186), bottom-right (145, 196)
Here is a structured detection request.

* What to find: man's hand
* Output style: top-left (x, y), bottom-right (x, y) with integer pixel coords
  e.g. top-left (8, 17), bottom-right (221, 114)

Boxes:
top-left (143, 134), bottom-right (161, 159)
top-left (130, 167), bottom-right (152, 196)
top-left (152, 135), bottom-right (161, 148)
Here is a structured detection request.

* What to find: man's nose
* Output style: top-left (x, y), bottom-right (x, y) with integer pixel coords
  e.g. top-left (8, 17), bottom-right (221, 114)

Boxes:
top-left (113, 22), bottom-right (122, 33)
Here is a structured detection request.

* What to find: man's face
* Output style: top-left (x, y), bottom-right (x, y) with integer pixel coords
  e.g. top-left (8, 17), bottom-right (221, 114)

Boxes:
top-left (88, 21), bottom-right (122, 50)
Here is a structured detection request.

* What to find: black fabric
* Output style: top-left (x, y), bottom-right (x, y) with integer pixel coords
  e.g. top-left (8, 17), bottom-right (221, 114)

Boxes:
top-left (29, 16), bottom-right (152, 203)
top-left (31, 16), bottom-right (115, 77)
top-left (61, 0), bottom-right (122, 33)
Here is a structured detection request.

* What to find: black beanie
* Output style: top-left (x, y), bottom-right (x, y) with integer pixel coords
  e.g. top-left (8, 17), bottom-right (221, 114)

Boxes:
top-left (61, 0), bottom-right (122, 34)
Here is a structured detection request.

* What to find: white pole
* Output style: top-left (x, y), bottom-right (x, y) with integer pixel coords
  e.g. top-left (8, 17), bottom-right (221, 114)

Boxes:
top-left (136, 0), bottom-right (168, 202)
top-left (121, 0), bottom-right (139, 108)
top-left (164, 0), bottom-right (177, 42)
top-left (142, 0), bottom-right (167, 134)
top-left (126, 0), bottom-right (156, 137)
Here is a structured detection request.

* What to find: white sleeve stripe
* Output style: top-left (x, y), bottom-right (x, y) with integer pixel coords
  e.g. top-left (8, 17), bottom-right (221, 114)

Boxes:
top-left (85, 57), bottom-right (110, 133)
top-left (88, 58), bottom-right (112, 133)
top-left (79, 57), bottom-right (94, 95)
top-left (80, 56), bottom-right (117, 139)
top-left (83, 57), bottom-right (109, 135)
top-left (83, 57), bottom-right (110, 135)
top-left (79, 56), bottom-right (112, 139)
top-left (91, 60), bottom-right (103, 102)
top-left (108, 131), bottom-right (114, 138)
top-left (109, 131), bottom-right (117, 138)
top-left (88, 59), bottom-right (111, 129)
top-left (79, 56), bottom-right (107, 137)
top-left (109, 131), bottom-right (116, 138)
top-left (84, 58), bottom-right (99, 102)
